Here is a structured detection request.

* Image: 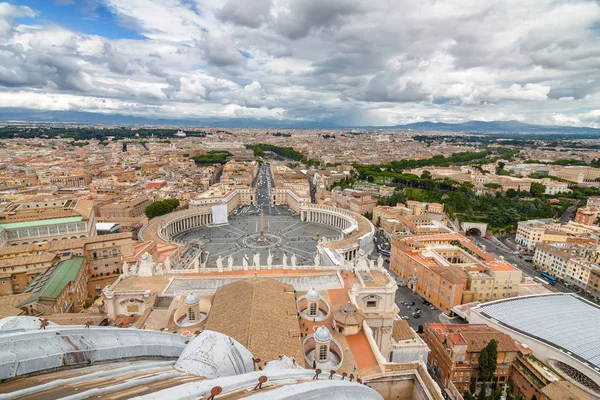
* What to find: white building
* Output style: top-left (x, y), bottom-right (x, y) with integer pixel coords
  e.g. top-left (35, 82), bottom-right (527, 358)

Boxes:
top-left (515, 219), bottom-right (554, 250)
top-left (543, 180), bottom-right (572, 195)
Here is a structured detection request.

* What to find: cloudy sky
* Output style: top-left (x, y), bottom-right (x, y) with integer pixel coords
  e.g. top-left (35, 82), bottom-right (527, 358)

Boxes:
top-left (0, 0), bottom-right (599, 127)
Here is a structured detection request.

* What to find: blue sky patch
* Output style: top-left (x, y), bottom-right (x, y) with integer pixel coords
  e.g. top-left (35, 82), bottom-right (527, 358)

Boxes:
top-left (14, 0), bottom-right (143, 40)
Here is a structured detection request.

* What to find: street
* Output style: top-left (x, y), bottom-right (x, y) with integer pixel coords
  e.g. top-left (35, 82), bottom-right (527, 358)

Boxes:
top-left (469, 234), bottom-right (571, 293)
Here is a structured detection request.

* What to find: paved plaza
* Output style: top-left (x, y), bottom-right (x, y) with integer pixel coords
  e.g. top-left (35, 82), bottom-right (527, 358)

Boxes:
top-left (174, 207), bottom-right (342, 267)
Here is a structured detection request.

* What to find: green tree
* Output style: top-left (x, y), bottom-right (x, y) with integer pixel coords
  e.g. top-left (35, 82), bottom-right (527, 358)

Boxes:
top-left (421, 170), bottom-right (432, 180)
top-left (470, 377), bottom-right (477, 394)
top-left (478, 339), bottom-right (498, 382)
top-left (530, 182), bottom-right (546, 198)
top-left (477, 382), bottom-right (487, 400)
top-left (506, 188), bottom-right (518, 198)
top-left (144, 198), bottom-right (180, 219)
top-left (496, 162), bottom-right (505, 174)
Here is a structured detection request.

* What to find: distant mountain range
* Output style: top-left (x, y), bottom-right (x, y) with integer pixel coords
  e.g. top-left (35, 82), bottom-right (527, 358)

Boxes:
top-left (382, 120), bottom-right (600, 134)
top-left (0, 108), bottom-right (598, 134)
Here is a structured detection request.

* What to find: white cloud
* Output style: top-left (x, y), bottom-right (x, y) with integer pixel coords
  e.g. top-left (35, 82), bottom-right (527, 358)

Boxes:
top-left (0, 0), bottom-right (599, 126)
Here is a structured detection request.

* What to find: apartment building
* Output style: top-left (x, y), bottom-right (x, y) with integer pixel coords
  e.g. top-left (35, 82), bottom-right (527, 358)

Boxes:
top-left (424, 323), bottom-right (519, 394)
top-left (390, 233), bottom-right (521, 313)
top-left (533, 243), bottom-right (573, 279)
top-left (574, 206), bottom-right (598, 226)
top-left (515, 219), bottom-right (555, 250)
top-left (565, 258), bottom-right (599, 291)
top-left (49, 174), bottom-right (92, 188)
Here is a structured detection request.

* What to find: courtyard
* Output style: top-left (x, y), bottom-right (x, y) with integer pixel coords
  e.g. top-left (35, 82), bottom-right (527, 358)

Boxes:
top-left (173, 206), bottom-right (342, 267)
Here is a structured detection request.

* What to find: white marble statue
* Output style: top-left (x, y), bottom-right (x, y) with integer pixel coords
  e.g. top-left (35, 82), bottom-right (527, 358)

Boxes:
top-left (137, 252), bottom-right (156, 277)
top-left (122, 261), bottom-right (130, 277)
top-left (369, 259), bottom-right (375, 269)
top-left (314, 252), bottom-right (321, 267)
top-left (291, 254), bottom-right (297, 269)
top-left (282, 253), bottom-right (288, 268)
top-left (267, 251), bottom-right (273, 269)
top-left (353, 249), bottom-right (370, 271)
top-left (243, 254), bottom-right (249, 270)
top-left (227, 254), bottom-right (234, 270)
top-left (216, 255), bottom-right (223, 272)
top-left (377, 254), bottom-right (384, 269)
top-left (253, 252), bottom-right (261, 270)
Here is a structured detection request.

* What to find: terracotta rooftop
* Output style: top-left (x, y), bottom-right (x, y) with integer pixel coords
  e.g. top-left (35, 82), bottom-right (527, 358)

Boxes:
top-left (392, 319), bottom-right (416, 341)
top-left (541, 380), bottom-right (592, 400)
top-left (204, 278), bottom-right (305, 366)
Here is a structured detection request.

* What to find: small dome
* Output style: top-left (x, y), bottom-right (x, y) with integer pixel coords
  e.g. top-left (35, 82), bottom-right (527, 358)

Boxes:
top-left (333, 303), bottom-right (365, 326)
top-left (175, 330), bottom-right (254, 378)
top-left (306, 288), bottom-right (320, 302)
top-left (314, 326), bottom-right (332, 342)
top-left (184, 292), bottom-right (199, 305)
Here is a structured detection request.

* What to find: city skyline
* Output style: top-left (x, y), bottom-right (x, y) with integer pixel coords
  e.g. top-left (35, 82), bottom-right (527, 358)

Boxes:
top-left (0, 0), bottom-right (599, 128)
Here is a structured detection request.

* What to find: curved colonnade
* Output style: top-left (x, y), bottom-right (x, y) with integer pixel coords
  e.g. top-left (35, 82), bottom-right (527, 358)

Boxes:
top-left (139, 207), bottom-right (214, 244)
top-left (140, 204), bottom-right (375, 267)
top-left (301, 204), bottom-right (375, 266)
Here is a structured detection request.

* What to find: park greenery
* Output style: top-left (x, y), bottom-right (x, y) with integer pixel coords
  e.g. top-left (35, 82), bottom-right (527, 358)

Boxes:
top-left (192, 150), bottom-right (233, 166)
top-left (246, 144), bottom-right (320, 166)
top-left (144, 198), bottom-right (180, 219)
top-left (353, 151), bottom-right (579, 231)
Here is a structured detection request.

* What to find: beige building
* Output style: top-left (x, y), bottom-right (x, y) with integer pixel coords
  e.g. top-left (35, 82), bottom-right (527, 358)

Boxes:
top-left (0, 232), bottom-right (135, 297)
top-left (565, 258), bottom-right (598, 290)
top-left (0, 199), bottom-right (97, 247)
top-left (270, 163), bottom-right (311, 213)
top-left (515, 219), bottom-right (555, 250)
top-left (552, 166), bottom-right (600, 183)
top-left (190, 184), bottom-right (257, 213)
top-left (98, 195), bottom-right (150, 218)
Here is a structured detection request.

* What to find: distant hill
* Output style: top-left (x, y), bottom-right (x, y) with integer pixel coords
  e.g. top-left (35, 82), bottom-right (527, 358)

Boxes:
top-left (385, 120), bottom-right (600, 134)
top-left (0, 108), bottom-right (597, 134)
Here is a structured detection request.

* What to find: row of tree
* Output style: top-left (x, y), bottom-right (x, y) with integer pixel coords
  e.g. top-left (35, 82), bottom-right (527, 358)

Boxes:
top-left (191, 150), bottom-right (233, 166)
top-left (246, 144), bottom-right (321, 166)
top-left (144, 198), bottom-right (180, 219)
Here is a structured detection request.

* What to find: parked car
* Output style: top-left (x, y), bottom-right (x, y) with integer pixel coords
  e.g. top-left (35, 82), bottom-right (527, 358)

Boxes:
top-left (414, 308), bottom-right (421, 313)
top-left (401, 301), bottom-right (408, 306)
top-left (406, 305), bottom-right (412, 310)
top-left (428, 305), bottom-right (436, 310)
top-left (412, 313), bottom-right (421, 319)
top-left (408, 301), bottom-right (416, 306)
top-left (400, 316), bottom-right (410, 320)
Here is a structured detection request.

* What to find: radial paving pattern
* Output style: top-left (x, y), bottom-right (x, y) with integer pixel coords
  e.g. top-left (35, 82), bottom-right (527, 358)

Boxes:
top-left (173, 209), bottom-right (342, 267)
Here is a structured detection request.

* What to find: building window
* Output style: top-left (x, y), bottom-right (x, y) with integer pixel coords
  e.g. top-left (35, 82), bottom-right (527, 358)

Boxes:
top-left (188, 308), bottom-right (196, 321)
top-left (309, 302), bottom-right (317, 316)
top-left (319, 345), bottom-right (328, 361)
top-left (367, 300), bottom-right (377, 307)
